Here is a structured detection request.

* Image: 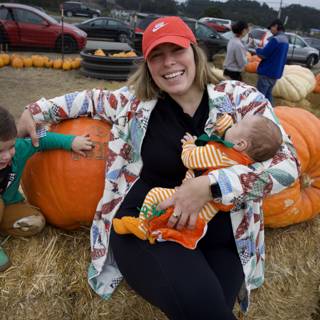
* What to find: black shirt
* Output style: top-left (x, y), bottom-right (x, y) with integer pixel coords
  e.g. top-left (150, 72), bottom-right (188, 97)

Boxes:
top-left (120, 90), bottom-right (220, 213)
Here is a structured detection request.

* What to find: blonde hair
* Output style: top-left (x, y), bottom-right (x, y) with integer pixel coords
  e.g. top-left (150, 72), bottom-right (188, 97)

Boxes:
top-left (246, 116), bottom-right (282, 162)
top-left (127, 45), bottom-right (219, 101)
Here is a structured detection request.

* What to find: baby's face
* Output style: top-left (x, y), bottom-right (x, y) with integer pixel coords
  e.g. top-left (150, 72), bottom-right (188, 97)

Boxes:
top-left (224, 115), bottom-right (255, 144)
top-left (0, 138), bottom-right (16, 170)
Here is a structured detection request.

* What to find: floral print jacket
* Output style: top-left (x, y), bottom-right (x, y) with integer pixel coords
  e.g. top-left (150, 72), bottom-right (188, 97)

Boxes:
top-left (28, 81), bottom-right (299, 312)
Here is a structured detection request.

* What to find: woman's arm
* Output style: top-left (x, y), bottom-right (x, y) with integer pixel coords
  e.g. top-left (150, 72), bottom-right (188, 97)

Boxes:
top-left (25, 89), bottom-right (126, 123)
top-left (18, 87), bottom-right (129, 146)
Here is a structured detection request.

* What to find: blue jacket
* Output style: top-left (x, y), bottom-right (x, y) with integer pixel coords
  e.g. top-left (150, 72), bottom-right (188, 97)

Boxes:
top-left (256, 32), bottom-right (288, 79)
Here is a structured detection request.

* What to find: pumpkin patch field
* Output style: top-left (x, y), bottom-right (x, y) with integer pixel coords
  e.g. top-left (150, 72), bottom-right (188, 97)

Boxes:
top-left (0, 53), bottom-right (320, 320)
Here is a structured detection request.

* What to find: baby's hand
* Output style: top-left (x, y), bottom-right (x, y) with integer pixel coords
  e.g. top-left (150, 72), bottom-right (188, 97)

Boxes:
top-left (181, 132), bottom-right (196, 145)
top-left (214, 114), bottom-right (233, 136)
top-left (72, 134), bottom-right (93, 157)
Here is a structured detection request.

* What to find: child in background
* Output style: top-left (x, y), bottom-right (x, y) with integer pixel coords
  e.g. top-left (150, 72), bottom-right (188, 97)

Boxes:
top-left (0, 105), bottom-right (93, 271)
top-left (113, 113), bottom-right (283, 249)
top-left (223, 21), bottom-right (250, 81)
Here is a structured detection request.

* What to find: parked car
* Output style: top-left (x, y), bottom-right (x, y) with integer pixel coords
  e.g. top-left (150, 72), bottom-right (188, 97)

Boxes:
top-left (0, 3), bottom-right (87, 53)
top-left (286, 32), bottom-right (319, 68)
top-left (75, 17), bottom-right (132, 43)
top-left (303, 37), bottom-right (320, 54)
top-left (133, 15), bottom-right (228, 60)
top-left (62, 1), bottom-right (101, 18)
top-left (199, 17), bottom-right (232, 30)
top-left (204, 21), bottom-right (229, 33)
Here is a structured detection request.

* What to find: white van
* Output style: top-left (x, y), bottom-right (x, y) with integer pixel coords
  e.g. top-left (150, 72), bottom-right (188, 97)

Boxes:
top-left (199, 17), bottom-right (232, 30)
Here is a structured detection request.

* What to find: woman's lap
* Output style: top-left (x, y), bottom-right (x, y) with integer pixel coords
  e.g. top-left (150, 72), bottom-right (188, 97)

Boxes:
top-left (110, 203), bottom-right (243, 320)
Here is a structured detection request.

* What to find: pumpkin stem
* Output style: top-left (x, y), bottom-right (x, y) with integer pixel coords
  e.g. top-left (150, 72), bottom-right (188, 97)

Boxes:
top-left (300, 173), bottom-right (312, 189)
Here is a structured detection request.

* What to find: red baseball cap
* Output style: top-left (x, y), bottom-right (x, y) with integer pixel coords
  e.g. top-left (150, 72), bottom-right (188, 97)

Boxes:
top-left (142, 16), bottom-right (197, 59)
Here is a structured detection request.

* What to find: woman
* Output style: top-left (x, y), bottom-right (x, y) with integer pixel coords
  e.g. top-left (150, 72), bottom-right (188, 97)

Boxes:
top-left (18, 16), bottom-right (299, 319)
top-left (223, 21), bottom-right (250, 81)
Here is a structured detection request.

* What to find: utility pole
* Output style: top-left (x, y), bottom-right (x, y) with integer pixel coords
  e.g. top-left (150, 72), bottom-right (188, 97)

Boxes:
top-left (278, 0), bottom-right (283, 19)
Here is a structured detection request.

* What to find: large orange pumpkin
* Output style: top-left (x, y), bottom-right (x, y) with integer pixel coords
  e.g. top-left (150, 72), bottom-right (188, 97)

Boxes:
top-left (263, 107), bottom-right (320, 227)
top-left (21, 118), bottom-right (111, 230)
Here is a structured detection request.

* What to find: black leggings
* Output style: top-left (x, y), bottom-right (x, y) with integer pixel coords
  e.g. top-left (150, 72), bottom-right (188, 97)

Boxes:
top-left (223, 69), bottom-right (242, 81)
top-left (110, 203), bottom-right (244, 320)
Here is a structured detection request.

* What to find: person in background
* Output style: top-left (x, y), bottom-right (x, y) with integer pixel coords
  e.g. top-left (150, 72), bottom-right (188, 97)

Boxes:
top-left (256, 19), bottom-right (288, 105)
top-left (17, 16), bottom-right (299, 320)
top-left (223, 21), bottom-right (250, 81)
top-left (0, 105), bottom-right (92, 272)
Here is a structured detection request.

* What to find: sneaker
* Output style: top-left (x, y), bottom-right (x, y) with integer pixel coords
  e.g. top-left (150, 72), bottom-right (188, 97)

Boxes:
top-left (0, 246), bottom-right (11, 272)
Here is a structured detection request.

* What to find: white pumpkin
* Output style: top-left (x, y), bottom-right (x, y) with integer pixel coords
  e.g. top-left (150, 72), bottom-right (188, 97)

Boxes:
top-left (272, 65), bottom-right (316, 102)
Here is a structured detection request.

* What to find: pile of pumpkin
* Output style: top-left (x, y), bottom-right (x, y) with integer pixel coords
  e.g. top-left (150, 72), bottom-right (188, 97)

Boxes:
top-left (0, 52), bottom-right (81, 70)
top-left (93, 48), bottom-right (137, 57)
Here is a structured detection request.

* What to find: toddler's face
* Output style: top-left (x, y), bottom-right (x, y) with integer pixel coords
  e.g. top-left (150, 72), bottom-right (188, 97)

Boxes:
top-left (0, 138), bottom-right (16, 170)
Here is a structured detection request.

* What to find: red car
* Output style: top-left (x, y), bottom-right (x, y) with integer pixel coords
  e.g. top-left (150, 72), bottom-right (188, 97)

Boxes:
top-left (205, 21), bottom-right (230, 33)
top-left (0, 3), bottom-right (87, 53)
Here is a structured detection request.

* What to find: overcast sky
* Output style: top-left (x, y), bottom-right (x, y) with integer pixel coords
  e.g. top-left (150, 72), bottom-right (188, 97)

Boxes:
top-left (179, 1), bottom-right (320, 10)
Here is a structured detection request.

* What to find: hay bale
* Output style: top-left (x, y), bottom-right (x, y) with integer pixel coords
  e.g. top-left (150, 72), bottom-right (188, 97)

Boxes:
top-left (1, 217), bottom-right (320, 320)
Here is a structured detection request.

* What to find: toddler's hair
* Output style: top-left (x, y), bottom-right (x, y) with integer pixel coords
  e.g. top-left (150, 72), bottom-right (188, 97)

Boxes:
top-left (246, 115), bottom-right (282, 162)
top-left (0, 105), bottom-right (17, 141)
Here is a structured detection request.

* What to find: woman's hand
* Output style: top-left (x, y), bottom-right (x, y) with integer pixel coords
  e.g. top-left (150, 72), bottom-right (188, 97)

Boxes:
top-left (181, 132), bottom-right (197, 145)
top-left (17, 109), bottom-right (39, 147)
top-left (157, 176), bottom-right (213, 230)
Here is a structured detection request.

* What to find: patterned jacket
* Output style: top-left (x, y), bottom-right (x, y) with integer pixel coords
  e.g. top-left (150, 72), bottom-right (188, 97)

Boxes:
top-left (28, 81), bottom-right (299, 312)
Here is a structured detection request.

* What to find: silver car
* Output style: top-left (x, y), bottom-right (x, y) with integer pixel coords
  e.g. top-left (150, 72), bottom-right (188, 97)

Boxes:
top-left (286, 33), bottom-right (319, 68)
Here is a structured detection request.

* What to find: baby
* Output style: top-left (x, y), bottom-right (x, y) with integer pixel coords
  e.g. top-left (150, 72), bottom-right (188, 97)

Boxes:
top-left (113, 113), bottom-right (282, 249)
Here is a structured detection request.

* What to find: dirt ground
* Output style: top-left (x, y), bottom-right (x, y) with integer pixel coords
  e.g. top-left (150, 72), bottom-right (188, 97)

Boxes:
top-left (0, 53), bottom-right (124, 119)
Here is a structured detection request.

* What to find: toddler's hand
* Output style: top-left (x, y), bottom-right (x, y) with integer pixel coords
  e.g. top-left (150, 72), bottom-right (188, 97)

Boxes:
top-left (181, 132), bottom-right (196, 145)
top-left (72, 134), bottom-right (93, 157)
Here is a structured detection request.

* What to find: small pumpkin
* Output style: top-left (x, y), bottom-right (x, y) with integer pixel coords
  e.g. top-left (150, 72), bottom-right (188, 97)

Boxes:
top-left (11, 57), bottom-right (24, 68)
top-left (32, 55), bottom-right (45, 68)
top-left (245, 61), bottom-right (259, 73)
top-left (0, 53), bottom-right (10, 65)
top-left (71, 58), bottom-right (81, 69)
top-left (21, 118), bottom-right (111, 230)
top-left (44, 59), bottom-right (53, 68)
top-left (94, 49), bottom-right (105, 56)
top-left (263, 107), bottom-right (320, 227)
top-left (62, 60), bottom-right (72, 71)
top-left (23, 56), bottom-right (33, 67)
top-left (0, 57), bottom-right (4, 68)
top-left (272, 65), bottom-right (316, 102)
top-left (247, 54), bottom-right (261, 63)
top-left (53, 59), bottom-right (63, 69)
